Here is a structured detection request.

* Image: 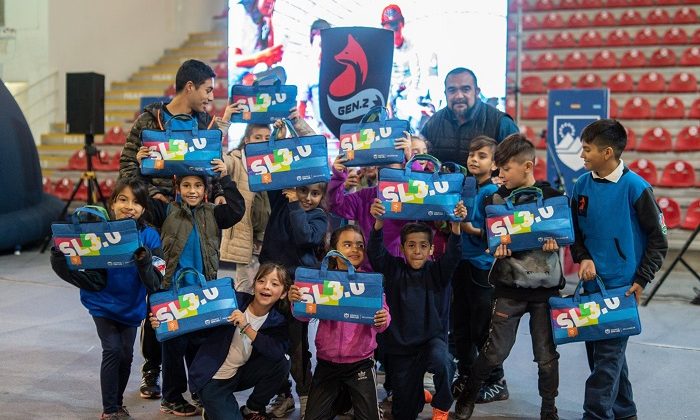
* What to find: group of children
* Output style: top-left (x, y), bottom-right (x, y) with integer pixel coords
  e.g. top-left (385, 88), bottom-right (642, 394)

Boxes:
top-left (51, 59), bottom-right (667, 420)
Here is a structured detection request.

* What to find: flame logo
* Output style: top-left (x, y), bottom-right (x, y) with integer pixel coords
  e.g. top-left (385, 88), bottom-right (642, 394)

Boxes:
top-left (329, 34), bottom-right (368, 98)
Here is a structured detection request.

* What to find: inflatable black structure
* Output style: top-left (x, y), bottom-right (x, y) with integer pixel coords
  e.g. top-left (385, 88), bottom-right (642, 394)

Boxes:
top-left (0, 80), bottom-right (63, 252)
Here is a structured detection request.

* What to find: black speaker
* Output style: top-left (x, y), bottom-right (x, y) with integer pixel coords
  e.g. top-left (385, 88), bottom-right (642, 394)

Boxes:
top-left (66, 72), bottom-right (105, 135)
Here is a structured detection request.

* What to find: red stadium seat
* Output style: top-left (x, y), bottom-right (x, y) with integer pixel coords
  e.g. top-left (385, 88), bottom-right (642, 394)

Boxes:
top-left (629, 0), bottom-right (653, 5)
top-left (610, 98), bottom-right (619, 118)
top-left (621, 97), bottom-right (652, 119)
top-left (662, 28), bottom-right (688, 45)
top-left (110, 151), bottom-right (122, 169)
top-left (657, 0), bottom-right (682, 4)
top-left (681, 199), bottom-right (700, 231)
top-left (42, 176), bottom-right (52, 194)
top-left (508, 0), bottom-right (529, 12)
top-left (659, 160), bottom-right (696, 188)
top-left (591, 49), bottom-right (617, 68)
top-left (620, 10), bottom-right (644, 26)
top-left (552, 32), bottom-right (577, 49)
top-left (606, 29), bottom-right (631, 46)
top-left (638, 127), bottom-right (673, 151)
top-left (216, 48), bottom-right (227, 62)
top-left (508, 16), bottom-right (516, 31)
top-left (506, 97), bottom-right (518, 117)
top-left (508, 34), bottom-right (517, 50)
top-left (549, 74), bottom-right (573, 90)
top-left (559, 0), bottom-right (581, 9)
top-left (67, 149), bottom-right (88, 170)
top-left (74, 182), bottom-right (88, 202)
top-left (675, 126), bottom-right (700, 151)
top-left (646, 8), bottom-right (671, 25)
top-left (521, 76), bottom-right (546, 94)
top-left (607, 72), bottom-right (634, 92)
top-left (525, 97), bottom-right (548, 119)
top-left (680, 47), bottom-right (700, 66)
top-left (535, 52), bottom-right (561, 70)
top-left (673, 7), bottom-right (698, 24)
top-left (93, 150), bottom-right (119, 171)
top-left (533, 132), bottom-right (546, 150)
top-left (562, 51), bottom-right (589, 69)
top-left (520, 125), bottom-right (537, 141)
top-left (580, 30), bottom-right (604, 48)
top-left (534, 156), bottom-right (547, 181)
top-left (656, 197), bottom-right (681, 229)
top-left (568, 11), bottom-right (590, 27)
top-left (655, 97), bottom-right (686, 119)
top-left (525, 33), bottom-right (549, 50)
top-left (534, 0), bottom-right (556, 11)
top-left (649, 48), bottom-right (677, 67)
top-left (619, 49), bottom-right (646, 68)
top-left (693, 28), bottom-right (700, 44)
top-left (633, 28), bottom-right (659, 46)
top-left (509, 53), bottom-right (535, 71)
top-left (578, 73), bottom-right (603, 88)
top-left (53, 178), bottom-right (75, 201)
top-left (628, 159), bottom-right (658, 185)
top-left (668, 72), bottom-right (698, 92)
top-left (523, 15), bottom-right (540, 30)
top-left (637, 71), bottom-right (666, 92)
top-left (213, 79), bottom-right (228, 99)
top-left (690, 98), bottom-right (700, 119)
top-left (542, 12), bottom-right (565, 28)
top-left (164, 84), bottom-right (176, 97)
top-left (581, 0), bottom-right (603, 7)
top-left (214, 63), bottom-right (227, 79)
top-left (607, 0), bottom-right (629, 6)
top-left (594, 11), bottom-right (617, 26)
top-left (99, 178), bottom-right (116, 198)
top-left (624, 126), bottom-right (637, 150)
top-left (102, 126), bottom-right (126, 145)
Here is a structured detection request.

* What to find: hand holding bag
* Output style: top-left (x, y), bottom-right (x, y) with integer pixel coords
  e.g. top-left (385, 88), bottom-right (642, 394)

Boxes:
top-left (485, 186), bottom-right (574, 253)
top-left (244, 119), bottom-right (330, 192)
top-left (230, 78), bottom-right (298, 124)
top-left (293, 251), bottom-right (384, 324)
top-left (549, 276), bottom-right (641, 345)
top-left (338, 106), bottom-right (408, 167)
top-left (150, 268), bottom-right (238, 342)
top-left (51, 206), bottom-right (140, 269)
top-left (377, 154), bottom-right (475, 221)
top-left (140, 113), bottom-right (222, 177)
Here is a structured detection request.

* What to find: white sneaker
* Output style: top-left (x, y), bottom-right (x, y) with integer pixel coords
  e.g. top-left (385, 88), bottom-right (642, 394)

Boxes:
top-left (268, 394), bottom-right (295, 418)
top-left (299, 395), bottom-right (308, 420)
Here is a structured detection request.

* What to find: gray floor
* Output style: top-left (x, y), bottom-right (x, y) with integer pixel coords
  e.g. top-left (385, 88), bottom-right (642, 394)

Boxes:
top-left (1, 248), bottom-right (699, 420)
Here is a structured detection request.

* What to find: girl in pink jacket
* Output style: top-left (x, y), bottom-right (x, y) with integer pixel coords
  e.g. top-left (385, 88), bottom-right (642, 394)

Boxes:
top-left (289, 224), bottom-right (390, 420)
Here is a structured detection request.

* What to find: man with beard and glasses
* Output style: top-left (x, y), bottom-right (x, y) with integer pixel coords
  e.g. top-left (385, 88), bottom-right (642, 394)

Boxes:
top-left (421, 67), bottom-right (518, 165)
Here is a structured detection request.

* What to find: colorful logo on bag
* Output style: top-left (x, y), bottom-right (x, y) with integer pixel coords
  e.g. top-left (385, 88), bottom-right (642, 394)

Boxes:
top-left (247, 145), bottom-right (314, 175)
top-left (54, 232), bottom-right (124, 258)
top-left (152, 288), bottom-right (221, 322)
top-left (379, 179), bottom-right (450, 205)
top-left (340, 127), bottom-right (393, 152)
top-left (295, 280), bottom-right (368, 307)
top-left (551, 298), bottom-right (622, 329)
top-left (145, 138), bottom-right (209, 161)
top-left (232, 92), bottom-right (290, 116)
top-left (488, 207), bottom-right (555, 238)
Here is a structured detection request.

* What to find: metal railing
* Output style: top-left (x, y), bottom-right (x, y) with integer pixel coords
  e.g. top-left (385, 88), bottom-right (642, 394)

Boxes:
top-left (10, 70), bottom-right (60, 144)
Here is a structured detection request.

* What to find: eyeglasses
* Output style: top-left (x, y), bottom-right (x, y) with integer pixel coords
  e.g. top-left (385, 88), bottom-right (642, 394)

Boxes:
top-left (339, 242), bottom-right (365, 250)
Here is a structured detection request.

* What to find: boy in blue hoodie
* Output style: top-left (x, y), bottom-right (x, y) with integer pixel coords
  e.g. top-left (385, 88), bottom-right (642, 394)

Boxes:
top-left (571, 119), bottom-right (667, 420)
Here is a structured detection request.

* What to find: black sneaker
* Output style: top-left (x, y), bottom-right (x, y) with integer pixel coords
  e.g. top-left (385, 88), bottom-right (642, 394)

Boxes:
top-left (451, 374), bottom-right (469, 398)
top-left (140, 370), bottom-right (161, 399)
top-left (454, 399), bottom-right (475, 420)
top-left (191, 393), bottom-right (202, 408)
top-left (160, 400), bottom-right (199, 417)
top-left (540, 407), bottom-right (559, 420)
top-left (476, 379), bottom-right (509, 404)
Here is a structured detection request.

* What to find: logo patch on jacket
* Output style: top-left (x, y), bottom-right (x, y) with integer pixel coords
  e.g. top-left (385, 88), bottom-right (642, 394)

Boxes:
top-left (577, 195), bottom-right (589, 217)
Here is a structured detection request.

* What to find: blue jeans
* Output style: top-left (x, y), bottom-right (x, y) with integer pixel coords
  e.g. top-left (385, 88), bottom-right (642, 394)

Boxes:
top-left (92, 317), bottom-right (137, 414)
top-left (584, 337), bottom-right (636, 420)
top-left (198, 355), bottom-right (290, 420)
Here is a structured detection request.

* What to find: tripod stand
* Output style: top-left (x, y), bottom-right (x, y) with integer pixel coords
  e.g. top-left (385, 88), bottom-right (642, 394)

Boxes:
top-left (41, 134), bottom-right (108, 253)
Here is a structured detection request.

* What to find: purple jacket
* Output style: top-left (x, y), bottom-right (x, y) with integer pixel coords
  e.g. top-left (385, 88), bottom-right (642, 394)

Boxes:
top-left (307, 294), bottom-right (390, 364)
top-left (328, 167), bottom-right (408, 268)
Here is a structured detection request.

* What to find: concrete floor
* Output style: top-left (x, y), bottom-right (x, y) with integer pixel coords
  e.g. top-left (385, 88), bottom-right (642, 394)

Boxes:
top-left (1, 248), bottom-right (699, 419)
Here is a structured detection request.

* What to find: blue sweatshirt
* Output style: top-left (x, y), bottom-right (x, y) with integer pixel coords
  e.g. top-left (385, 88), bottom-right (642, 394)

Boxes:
top-left (368, 227), bottom-right (461, 355)
top-left (461, 180), bottom-right (498, 270)
top-left (80, 226), bottom-right (161, 327)
top-left (571, 168), bottom-right (668, 291)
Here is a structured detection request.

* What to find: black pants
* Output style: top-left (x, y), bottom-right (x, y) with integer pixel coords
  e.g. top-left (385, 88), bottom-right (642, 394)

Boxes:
top-left (162, 332), bottom-right (206, 403)
top-left (92, 317), bottom-right (138, 414)
top-left (305, 358), bottom-right (381, 420)
top-left (451, 260), bottom-right (504, 382)
top-left (462, 297), bottom-right (559, 404)
top-left (140, 317), bottom-right (161, 373)
top-left (387, 338), bottom-right (455, 420)
top-left (198, 356), bottom-right (290, 420)
top-left (276, 317), bottom-right (313, 397)
top-left (583, 337), bottom-right (636, 420)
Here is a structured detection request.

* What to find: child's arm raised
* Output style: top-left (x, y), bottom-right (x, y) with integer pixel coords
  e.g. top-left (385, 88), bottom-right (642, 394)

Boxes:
top-left (285, 189), bottom-right (328, 246)
top-left (212, 160), bottom-right (246, 230)
top-left (367, 199), bottom-right (400, 274)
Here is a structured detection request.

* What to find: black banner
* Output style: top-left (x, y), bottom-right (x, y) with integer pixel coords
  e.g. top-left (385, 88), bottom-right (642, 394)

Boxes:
top-left (319, 27), bottom-right (393, 138)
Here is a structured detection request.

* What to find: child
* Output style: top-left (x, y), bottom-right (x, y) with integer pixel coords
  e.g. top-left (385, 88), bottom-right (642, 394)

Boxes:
top-left (220, 118), bottom-right (272, 294)
top-left (148, 159), bottom-right (245, 416)
top-left (50, 177), bottom-right (163, 420)
top-left (289, 225), bottom-right (391, 420)
top-left (451, 136), bottom-right (508, 401)
top-left (151, 263), bottom-right (292, 420)
top-left (570, 119), bottom-right (667, 420)
top-left (455, 134), bottom-right (564, 420)
top-left (368, 198), bottom-right (467, 420)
